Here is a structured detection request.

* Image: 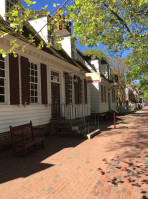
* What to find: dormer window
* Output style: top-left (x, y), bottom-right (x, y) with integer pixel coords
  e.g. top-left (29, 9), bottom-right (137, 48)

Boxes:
top-left (6, 0), bottom-right (18, 13)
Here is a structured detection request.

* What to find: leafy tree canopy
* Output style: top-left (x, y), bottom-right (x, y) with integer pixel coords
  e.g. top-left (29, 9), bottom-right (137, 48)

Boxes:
top-left (0, 0), bottom-right (147, 81)
top-left (83, 49), bottom-right (108, 60)
top-left (139, 73), bottom-right (148, 101)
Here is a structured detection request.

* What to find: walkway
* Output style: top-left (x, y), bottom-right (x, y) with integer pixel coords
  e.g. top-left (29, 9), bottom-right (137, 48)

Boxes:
top-left (0, 107), bottom-right (148, 199)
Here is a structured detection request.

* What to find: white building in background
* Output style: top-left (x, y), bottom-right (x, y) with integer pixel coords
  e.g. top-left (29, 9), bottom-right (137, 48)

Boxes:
top-left (85, 56), bottom-right (117, 115)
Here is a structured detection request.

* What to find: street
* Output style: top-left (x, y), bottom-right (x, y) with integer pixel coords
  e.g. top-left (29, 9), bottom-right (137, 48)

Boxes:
top-left (0, 107), bottom-right (148, 199)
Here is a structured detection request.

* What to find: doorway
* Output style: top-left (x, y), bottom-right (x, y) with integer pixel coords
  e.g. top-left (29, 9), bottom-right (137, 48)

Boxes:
top-left (51, 82), bottom-right (60, 118)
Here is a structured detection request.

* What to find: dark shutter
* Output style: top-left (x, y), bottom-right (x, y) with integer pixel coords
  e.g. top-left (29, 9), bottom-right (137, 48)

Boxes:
top-left (84, 79), bottom-right (87, 104)
top-left (9, 54), bottom-right (20, 105)
top-left (65, 72), bottom-right (70, 104)
top-left (40, 63), bottom-right (48, 104)
top-left (20, 56), bottom-right (30, 105)
top-left (101, 85), bottom-right (104, 103)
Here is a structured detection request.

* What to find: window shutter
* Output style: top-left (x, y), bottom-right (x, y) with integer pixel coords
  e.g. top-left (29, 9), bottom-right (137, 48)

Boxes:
top-left (65, 72), bottom-right (70, 104)
top-left (20, 56), bottom-right (30, 105)
top-left (101, 85), bottom-right (104, 102)
top-left (40, 63), bottom-right (48, 104)
top-left (9, 54), bottom-right (20, 105)
top-left (84, 79), bottom-right (87, 104)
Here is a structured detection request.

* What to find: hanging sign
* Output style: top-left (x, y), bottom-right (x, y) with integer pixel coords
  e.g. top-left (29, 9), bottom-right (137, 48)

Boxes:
top-left (85, 72), bottom-right (101, 83)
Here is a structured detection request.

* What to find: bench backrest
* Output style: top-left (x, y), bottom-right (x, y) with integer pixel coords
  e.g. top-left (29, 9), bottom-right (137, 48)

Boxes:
top-left (10, 122), bottom-right (34, 139)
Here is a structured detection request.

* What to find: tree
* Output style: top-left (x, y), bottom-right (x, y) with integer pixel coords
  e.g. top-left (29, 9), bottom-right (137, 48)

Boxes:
top-left (0, 0), bottom-right (147, 81)
top-left (68, 0), bottom-right (148, 81)
top-left (139, 74), bottom-right (148, 101)
top-left (83, 49), bottom-right (108, 60)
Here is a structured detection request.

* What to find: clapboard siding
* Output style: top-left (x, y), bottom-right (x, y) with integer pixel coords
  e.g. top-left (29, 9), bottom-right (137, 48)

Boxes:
top-left (0, 105), bottom-right (51, 133)
top-left (90, 80), bottom-right (117, 114)
top-left (90, 83), bottom-right (100, 113)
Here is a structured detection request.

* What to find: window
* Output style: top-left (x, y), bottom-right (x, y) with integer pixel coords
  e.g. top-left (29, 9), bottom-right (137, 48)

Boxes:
top-left (29, 63), bottom-right (38, 103)
top-left (68, 76), bottom-right (72, 103)
top-left (51, 71), bottom-right (60, 82)
top-left (101, 85), bottom-right (107, 103)
top-left (112, 88), bottom-right (116, 103)
top-left (0, 56), bottom-right (5, 103)
top-left (79, 79), bottom-right (83, 104)
top-left (6, 0), bottom-right (18, 13)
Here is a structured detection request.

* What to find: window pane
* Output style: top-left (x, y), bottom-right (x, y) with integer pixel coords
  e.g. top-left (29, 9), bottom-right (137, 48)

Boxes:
top-left (31, 76), bottom-right (34, 82)
top-left (0, 79), bottom-right (4, 86)
top-left (35, 71), bottom-right (37, 76)
top-left (34, 97), bottom-right (38, 103)
top-left (35, 91), bottom-right (38, 96)
top-left (0, 61), bottom-right (4, 69)
top-left (31, 97), bottom-right (34, 103)
top-left (0, 87), bottom-right (4, 94)
top-left (31, 90), bottom-right (34, 96)
top-left (34, 84), bottom-right (37, 90)
top-left (34, 64), bottom-right (37, 70)
top-left (31, 70), bottom-right (34, 76)
top-left (0, 95), bottom-right (5, 103)
top-left (0, 70), bottom-right (5, 77)
top-left (29, 62), bottom-right (38, 103)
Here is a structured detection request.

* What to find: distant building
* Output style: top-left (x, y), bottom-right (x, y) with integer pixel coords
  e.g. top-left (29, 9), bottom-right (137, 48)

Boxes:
top-left (111, 68), bottom-right (126, 106)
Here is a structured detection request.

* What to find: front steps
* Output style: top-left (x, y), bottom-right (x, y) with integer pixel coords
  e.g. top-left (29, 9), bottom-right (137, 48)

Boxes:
top-left (50, 117), bottom-right (99, 138)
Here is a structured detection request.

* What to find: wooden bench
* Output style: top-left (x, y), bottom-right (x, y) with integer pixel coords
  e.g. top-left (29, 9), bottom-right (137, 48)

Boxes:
top-left (10, 121), bottom-right (45, 156)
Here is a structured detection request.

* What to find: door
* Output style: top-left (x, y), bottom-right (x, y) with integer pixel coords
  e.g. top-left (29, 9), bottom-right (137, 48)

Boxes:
top-left (108, 92), bottom-right (111, 111)
top-left (51, 82), bottom-right (60, 118)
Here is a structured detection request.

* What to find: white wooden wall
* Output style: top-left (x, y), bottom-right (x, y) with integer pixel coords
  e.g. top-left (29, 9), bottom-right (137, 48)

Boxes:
top-left (0, 36), bottom-right (89, 133)
top-left (90, 79), bottom-right (117, 114)
top-left (0, 105), bottom-right (51, 133)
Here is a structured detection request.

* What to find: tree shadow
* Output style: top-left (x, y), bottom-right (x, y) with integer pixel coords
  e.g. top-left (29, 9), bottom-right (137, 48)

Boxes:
top-left (91, 108), bottom-right (148, 198)
top-left (95, 147), bottom-right (148, 199)
top-left (0, 136), bottom-right (86, 184)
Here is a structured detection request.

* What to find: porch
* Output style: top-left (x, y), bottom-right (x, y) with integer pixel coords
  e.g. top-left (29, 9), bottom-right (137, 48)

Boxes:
top-left (49, 103), bottom-right (99, 137)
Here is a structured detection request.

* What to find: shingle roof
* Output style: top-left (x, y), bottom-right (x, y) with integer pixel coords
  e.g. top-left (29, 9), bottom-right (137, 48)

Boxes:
top-left (56, 29), bottom-right (71, 37)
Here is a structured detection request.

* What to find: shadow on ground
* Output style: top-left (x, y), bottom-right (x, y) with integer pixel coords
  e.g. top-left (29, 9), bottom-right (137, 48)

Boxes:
top-left (93, 146), bottom-right (148, 199)
top-left (0, 136), bottom-right (86, 184)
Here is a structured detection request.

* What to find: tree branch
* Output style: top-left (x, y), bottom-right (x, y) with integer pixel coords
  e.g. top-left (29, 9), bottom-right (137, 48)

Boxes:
top-left (104, 3), bottom-right (131, 33)
top-left (30, 0), bottom-right (70, 42)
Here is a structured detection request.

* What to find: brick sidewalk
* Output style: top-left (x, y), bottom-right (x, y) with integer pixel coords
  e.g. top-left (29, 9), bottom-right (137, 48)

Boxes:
top-left (0, 107), bottom-right (148, 199)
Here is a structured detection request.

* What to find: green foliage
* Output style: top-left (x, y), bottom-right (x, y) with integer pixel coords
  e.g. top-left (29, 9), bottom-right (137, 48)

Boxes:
top-left (67, 0), bottom-right (148, 81)
top-left (0, 0), bottom-right (148, 83)
top-left (83, 49), bottom-right (108, 60)
top-left (139, 73), bottom-right (148, 101)
top-left (68, 0), bottom-right (148, 51)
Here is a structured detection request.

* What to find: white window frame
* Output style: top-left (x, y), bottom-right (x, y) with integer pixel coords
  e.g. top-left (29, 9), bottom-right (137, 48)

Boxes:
top-left (0, 56), bottom-right (6, 104)
top-left (68, 75), bottom-right (72, 104)
top-left (79, 78), bottom-right (83, 104)
top-left (29, 62), bottom-right (40, 104)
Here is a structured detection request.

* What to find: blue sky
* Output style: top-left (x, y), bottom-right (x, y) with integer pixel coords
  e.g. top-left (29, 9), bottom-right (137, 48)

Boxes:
top-left (22, 0), bottom-right (130, 58)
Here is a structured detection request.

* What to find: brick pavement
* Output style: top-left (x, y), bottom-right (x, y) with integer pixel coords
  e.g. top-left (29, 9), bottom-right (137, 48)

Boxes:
top-left (0, 107), bottom-right (148, 199)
